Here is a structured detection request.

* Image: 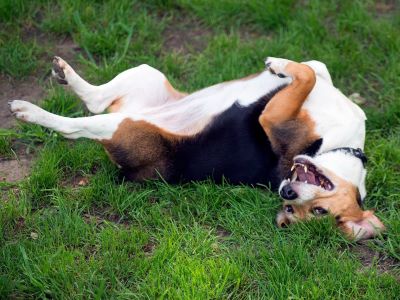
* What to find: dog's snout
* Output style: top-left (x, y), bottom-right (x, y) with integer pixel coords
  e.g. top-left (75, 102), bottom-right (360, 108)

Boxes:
top-left (280, 184), bottom-right (298, 200)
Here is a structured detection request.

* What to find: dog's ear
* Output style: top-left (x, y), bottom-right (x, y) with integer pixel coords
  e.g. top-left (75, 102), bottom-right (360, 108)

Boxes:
top-left (339, 210), bottom-right (385, 241)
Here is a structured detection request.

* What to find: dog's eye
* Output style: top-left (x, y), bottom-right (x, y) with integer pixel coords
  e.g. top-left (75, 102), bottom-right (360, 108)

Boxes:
top-left (312, 207), bottom-right (328, 215)
top-left (285, 205), bottom-right (294, 213)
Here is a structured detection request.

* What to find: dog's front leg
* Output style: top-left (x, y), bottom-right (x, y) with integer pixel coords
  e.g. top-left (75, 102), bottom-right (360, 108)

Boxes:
top-left (9, 100), bottom-right (125, 140)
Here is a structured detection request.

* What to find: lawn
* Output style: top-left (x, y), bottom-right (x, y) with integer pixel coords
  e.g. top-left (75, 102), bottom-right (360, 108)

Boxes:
top-left (0, 0), bottom-right (399, 298)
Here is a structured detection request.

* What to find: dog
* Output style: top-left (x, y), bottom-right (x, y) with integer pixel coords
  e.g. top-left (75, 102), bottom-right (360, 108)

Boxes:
top-left (9, 56), bottom-right (385, 240)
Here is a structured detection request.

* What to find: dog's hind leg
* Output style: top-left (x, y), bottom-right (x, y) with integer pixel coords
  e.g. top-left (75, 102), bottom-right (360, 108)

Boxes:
top-left (9, 100), bottom-right (126, 140)
top-left (259, 57), bottom-right (318, 173)
top-left (52, 57), bottom-right (187, 115)
top-left (259, 57), bottom-right (316, 132)
top-left (52, 57), bottom-right (104, 113)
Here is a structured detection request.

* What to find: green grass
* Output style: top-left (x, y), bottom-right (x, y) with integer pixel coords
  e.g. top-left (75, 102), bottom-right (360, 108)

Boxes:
top-left (0, 37), bottom-right (42, 78)
top-left (0, 0), bottom-right (399, 298)
top-left (0, 136), bottom-right (14, 158)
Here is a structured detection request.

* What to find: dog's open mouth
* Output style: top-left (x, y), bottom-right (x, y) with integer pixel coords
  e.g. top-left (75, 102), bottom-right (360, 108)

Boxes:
top-left (289, 158), bottom-right (334, 191)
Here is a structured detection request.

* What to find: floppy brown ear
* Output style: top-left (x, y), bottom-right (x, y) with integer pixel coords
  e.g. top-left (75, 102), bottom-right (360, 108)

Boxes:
top-left (339, 210), bottom-right (385, 241)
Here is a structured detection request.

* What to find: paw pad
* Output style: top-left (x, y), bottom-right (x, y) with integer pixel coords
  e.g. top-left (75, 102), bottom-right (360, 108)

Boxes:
top-left (52, 56), bottom-right (68, 85)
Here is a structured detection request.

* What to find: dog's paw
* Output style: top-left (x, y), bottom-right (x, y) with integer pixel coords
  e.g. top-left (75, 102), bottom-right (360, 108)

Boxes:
top-left (265, 57), bottom-right (292, 78)
top-left (9, 100), bottom-right (42, 123)
top-left (52, 56), bottom-right (70, 85)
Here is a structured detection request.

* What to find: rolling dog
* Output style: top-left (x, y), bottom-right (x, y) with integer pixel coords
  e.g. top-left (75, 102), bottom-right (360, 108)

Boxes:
top-left (9, 56), bottom-right (385, 240)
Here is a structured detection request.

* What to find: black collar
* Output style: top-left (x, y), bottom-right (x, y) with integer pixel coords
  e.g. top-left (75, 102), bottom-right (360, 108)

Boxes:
top-left (326, 147), bottom-right (368, 167)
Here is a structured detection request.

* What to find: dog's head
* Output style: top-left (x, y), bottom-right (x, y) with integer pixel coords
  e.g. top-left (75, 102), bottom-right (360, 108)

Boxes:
top-left (277, 149), bottom-right (385, 240)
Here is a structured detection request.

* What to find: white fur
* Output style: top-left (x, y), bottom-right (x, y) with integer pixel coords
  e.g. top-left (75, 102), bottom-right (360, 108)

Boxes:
top-left (313, 152), bottom-right (367, 199)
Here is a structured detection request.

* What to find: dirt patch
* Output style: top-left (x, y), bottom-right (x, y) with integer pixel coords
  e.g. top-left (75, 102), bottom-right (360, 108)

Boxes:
top-left (53, 36), bottom-right (83, 65)
top-left (352, 244), bottom-right (400, 280)
top-left (142, 238), bottom-right (157, 256)
top-left (83, 206), bottom-right (131, 228)
top-left (0, 75), bottom-right (46, 129)
top-left (63, 174), bottom-right (90, 188)
top-left (216, 226), bottom-right (231, 239)
top-left (163, 16), bottom-right (212, 53)
top-left (375, 1), bottom-right (397, 13)
top-left (22, 24), bottom-right (82, 65)
top-left (372, 0), bottom-right (398, 17)
top-left (1, 27), bottom-right (83, 129)
top-left (162, 13), bottom-right (269, 54)
top-left (148, 196), bottom-right (159, 204)
top-left (1, 31), bottom-right (83, 183)
top-left (13, 216), bottom-right (26, 233)
top-left (0, 157), bottom-right (31, 182)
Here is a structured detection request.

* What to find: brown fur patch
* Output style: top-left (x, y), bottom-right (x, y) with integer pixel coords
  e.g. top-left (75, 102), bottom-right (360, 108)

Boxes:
top-left (164, 80), bottom-right (187, 100)
top-left (269, 109), bottom-right (319, 176)
top-left (101, 118), bottom-right (183, 181)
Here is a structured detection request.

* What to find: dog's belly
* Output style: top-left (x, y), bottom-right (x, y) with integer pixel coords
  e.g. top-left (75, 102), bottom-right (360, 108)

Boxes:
top-left (139, 71), bottom-right (291, 136)
top-left (169, 96), bottom-right (280, 187)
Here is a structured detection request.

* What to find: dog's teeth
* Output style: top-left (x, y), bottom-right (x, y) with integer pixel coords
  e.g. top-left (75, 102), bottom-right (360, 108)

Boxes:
top-left (291, 165), bottom-right (295, 171)
top-left (305, 180), bottom-right (308, 184)
top-left (291, 171), bottom-right (297, 182)
top-left (304, 165), bottom-right (308, 173)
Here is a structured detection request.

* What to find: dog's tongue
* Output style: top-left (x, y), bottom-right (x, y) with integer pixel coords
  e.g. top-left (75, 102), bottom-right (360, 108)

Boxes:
top-left (296, 166), bottom-right (317, 185)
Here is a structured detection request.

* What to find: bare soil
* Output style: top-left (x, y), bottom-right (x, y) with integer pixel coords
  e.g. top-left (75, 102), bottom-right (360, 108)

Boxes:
top-left (375, 0), bottom-right (397, 14)
top-left (352, 243), bottom-right (400, 280)
top-left (83, 205), bottom-right (132, 228)
top-left (0, 32), bottom-right (82, 183)
top-left (53, 36), bottom-right (83, 64)
top-left (142, 238), bottom-right (157, 256)
top-left (0, 157), bottom-right (31, 182)
top-left (163, 15), bottom-right (212, 53)
top-left (0, 75), bottom-right (45, 129)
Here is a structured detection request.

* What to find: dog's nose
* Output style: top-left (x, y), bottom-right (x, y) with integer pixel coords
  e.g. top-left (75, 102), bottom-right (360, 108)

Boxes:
top-left (280, 184), bottom-right (298, 200)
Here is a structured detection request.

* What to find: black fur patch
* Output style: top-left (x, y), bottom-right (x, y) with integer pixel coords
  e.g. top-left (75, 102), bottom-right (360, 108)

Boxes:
top-left (356, 189), bottom-right (363, 208)
top-left (168, 86), bottom-right (288, 188)
top-left (301, 138), bottom-right (323, 157)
